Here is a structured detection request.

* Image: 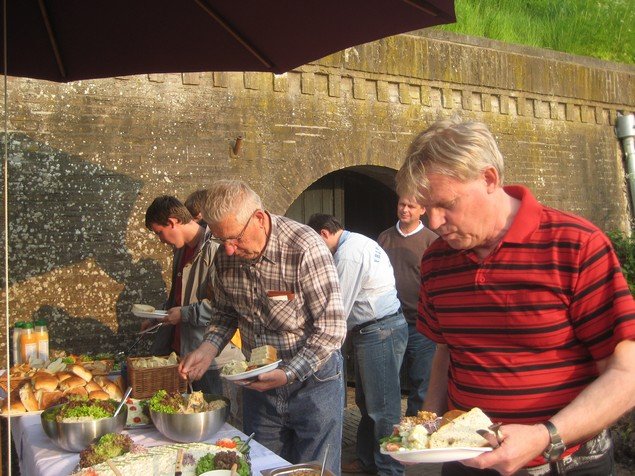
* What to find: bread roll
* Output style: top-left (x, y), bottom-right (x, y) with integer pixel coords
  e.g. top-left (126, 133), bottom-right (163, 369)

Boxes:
top-left (93, 375), bottom-right (109, 387)
top-left (69, 364), bottom-right (93, 382)
top-left (89, 390), bottom-right (110, 401)
top-left (32, 374), bottom-right (59, 392)
top-left (85, 380), bottom-right (102, 393)
top-left (101, 380), bottom-right (123, 400)
top-left (64, 386), bottom-right (88, 396)
top-left (59, 376), bottom-right (87, 391)
top-left (56, 371), bottom-right (74, 383)
top-left (1, 398), bottom-right (26, 414)
top-left (40, 390), bottom-right (64, 409)
top-left (19, 383), bottom-right (39, 412)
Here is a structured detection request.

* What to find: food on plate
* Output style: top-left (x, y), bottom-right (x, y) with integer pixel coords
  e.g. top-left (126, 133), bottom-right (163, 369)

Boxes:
top-left (149, 390), bottom-right (227, 415)
top-left (45, 398), bottom-right (117, 423)
top-left (248, 345), bottom-right (277, 367)
top-left (89, 390), bottom-right (111, 401)
top-left (381, 408), bottom-right (493, 452)
top-left (130, 352), bottom-right (179, 369)
top-left (59, 375), bottom-right (88, 391)
top-left (221, 360), bottom-right (248, 376)
top-left (132, 303), bottom-right (156, 313)
top-left (69, 363), bottom-right (94, 382)
top-left (19, 382), bottom-right (40, 412)
top-left (79, 433), bottom-right (140, 468)
top-left (195, 450), bottom-right (250, 476)
top-left (1, 394), bottom-right (26, 414)
top-left (429, 408), bottom-right (493, 448)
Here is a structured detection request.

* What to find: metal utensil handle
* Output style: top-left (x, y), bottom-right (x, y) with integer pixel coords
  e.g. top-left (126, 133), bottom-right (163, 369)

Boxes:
top-left (113, 386), bottom-right (133, 417)
top-left (320, 443), bottom-right (330, 476)
top-left (238, 432), bottom-right (256, 453)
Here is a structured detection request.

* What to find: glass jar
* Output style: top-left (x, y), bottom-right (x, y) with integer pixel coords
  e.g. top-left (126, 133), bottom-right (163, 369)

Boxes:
top-left (12, 321), bottom-right (25, 365)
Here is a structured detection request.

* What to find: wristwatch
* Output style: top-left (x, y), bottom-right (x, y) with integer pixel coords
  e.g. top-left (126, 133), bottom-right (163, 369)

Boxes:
top-left (541, 420), bottom-right (566, 462)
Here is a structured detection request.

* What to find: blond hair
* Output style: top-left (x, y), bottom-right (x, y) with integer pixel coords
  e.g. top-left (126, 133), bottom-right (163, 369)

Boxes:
top-left (396, 118), bottom-right (504, 203)
top-left (203, 179), bottom-right (263, 225)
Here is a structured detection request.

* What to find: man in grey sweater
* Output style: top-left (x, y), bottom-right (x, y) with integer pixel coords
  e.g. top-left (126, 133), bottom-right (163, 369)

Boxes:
top-left (378, 195), bottom-right (438, 416)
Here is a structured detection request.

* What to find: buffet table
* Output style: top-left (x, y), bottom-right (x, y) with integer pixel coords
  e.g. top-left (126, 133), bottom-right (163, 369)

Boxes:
top-left (10, 413), bottom-right (289, 476)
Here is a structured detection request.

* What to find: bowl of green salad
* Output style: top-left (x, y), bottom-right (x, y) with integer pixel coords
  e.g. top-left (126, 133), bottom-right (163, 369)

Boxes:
top-left (41, 398), bottom-right (128, 452)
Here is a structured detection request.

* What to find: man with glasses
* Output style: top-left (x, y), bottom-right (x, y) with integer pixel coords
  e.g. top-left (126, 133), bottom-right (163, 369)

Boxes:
top-left (179, 180), bottom-right (347, 475)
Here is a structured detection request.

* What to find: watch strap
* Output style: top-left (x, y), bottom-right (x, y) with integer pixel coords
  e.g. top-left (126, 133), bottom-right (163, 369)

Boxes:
top-left (541, 420), bottom-right (566, 462)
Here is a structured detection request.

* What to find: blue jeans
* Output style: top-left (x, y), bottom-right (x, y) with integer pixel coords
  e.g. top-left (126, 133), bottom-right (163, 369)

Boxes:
top-left (404, 323), bottom-right (436, 416)
top-left (353, 312), bottom-right (408, 476)
top-left (243, 351), bottom-right (344, 476)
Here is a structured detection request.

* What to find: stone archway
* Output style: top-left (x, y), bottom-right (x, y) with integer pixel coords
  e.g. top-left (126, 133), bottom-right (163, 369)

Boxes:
top-left (285, 165), bottom-right (397, 239)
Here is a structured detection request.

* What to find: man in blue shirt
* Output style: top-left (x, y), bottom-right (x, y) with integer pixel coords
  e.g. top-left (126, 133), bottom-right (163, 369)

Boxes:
top-left (308, 214), bottom-right (408, 476)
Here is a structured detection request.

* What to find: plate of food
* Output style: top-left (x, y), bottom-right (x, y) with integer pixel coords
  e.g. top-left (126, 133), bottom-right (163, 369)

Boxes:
top-left (132, 304), bottom-right (168, 319)
top-left (380, 407), bottom-right (495, 463)
top-left (220, 345), bottom-right (281, 382)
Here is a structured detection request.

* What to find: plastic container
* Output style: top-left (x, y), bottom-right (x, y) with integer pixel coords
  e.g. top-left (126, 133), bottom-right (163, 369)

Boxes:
top-left (20, 322), bottom-right (38, 364)
top-left (35, 319), bottom-right (50, 361)
top-left (12, 321), bottom-right (25, 365)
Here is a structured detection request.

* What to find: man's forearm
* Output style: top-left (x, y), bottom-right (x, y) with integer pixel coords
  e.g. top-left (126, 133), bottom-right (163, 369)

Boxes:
top-left (551, 339), bottom-right (635, 446)
top-left (422, 344), bottom-right (449, 415)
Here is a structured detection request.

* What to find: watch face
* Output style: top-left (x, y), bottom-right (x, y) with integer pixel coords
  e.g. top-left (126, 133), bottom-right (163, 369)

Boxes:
top-left (544, 442), bottom-right (566, 461)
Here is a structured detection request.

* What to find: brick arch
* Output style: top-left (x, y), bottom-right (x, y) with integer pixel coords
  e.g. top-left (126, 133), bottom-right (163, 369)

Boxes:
top-left (286, 165), bottom-right (397, 239)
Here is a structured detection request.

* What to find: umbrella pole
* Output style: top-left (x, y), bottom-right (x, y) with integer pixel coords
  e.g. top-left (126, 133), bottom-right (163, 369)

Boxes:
top-left (2, 0), bottom-right (13, 473)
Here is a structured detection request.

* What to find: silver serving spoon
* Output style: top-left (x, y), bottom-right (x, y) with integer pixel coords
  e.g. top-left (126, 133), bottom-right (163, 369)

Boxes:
top-left (113, 386), bottom-right (133, 417)
top-left (238, 432), bottom-right (256, 453)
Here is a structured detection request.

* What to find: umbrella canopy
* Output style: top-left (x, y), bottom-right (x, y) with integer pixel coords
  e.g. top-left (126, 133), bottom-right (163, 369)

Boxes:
top-left (1, 0), bottom-right (454, 83)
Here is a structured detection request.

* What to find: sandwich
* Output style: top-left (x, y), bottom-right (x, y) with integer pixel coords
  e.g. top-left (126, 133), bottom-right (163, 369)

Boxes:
top-left (19, 382), bottom-right (40, 412)
top-left (429, 407), bottom-right (493, 448)
top-left (69, 364), bottom-right (93, 382)
top-left (132, 303), bottom-right (155, 313)
top-left (248, 345), bottom-right (277, 367)
top-left (33, 374), bottom-right (59, 392)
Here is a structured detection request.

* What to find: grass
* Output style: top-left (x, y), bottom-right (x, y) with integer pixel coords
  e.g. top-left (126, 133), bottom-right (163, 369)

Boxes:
top-left (436, 0), bottom-right (635, 65)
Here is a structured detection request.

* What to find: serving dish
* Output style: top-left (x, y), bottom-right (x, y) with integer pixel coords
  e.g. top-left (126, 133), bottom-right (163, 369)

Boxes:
top-left (41, 403), bottom-right (128, 452)
top-left (261, 462), bottom-right (335, 476)
top-left (150, 394), bottom-right (229, 443)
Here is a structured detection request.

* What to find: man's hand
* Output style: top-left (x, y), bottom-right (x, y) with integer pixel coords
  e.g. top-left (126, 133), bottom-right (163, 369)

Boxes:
top-left (178, 341), bottom-right (217, 381)
top-left (161, 306), bottom-right (182, 325)
top-left (140, 319), bottom-right (154, 331)
top-left (462, 423), bottom-right (550, 476)
top-left (239, 368), bottom-right (288, 392)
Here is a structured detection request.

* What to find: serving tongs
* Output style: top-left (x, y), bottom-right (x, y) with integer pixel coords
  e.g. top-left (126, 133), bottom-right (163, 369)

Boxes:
top-left (476, 422), bottom-right (504, 448)
top-left (124, 322), bottom-right (164, 355)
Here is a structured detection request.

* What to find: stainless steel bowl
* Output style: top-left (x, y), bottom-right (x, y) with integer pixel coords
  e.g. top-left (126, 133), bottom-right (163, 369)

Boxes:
top-left (40, 404), bottom-right (128, 452)
top-left (150, 393), bottom-right (229, 443)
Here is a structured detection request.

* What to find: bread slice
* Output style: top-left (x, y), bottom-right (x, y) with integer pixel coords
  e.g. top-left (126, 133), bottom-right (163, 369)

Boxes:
top-left (69, 364), bottom-right (93, 382)
top-left (59, 376), bottom-right (87, 391)
top-left (429, 407), bottom-right (493, 448)
top-left (19, 382), bottom-right (39, 412)
top-left (40, 390), bottom-right (64, 409)
top-left (248, 345), bottom-right (277, 366)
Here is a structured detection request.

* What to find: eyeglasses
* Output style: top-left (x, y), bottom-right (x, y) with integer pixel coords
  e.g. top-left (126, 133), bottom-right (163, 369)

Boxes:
top-left (211, 210), bottom-right (257, 246)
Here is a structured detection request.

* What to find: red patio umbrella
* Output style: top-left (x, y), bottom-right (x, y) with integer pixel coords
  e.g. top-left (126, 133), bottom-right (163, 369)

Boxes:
top-left (1, 0), bottom-right (455, 82)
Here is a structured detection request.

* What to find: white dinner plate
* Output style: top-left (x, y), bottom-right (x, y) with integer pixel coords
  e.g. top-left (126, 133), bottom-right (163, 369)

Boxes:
top-left (381, 446), bottom-right (492, 464)
top-left (132, 310), bottom-right (168, 319)
top-left (221, 360), bottom-right (282, 382)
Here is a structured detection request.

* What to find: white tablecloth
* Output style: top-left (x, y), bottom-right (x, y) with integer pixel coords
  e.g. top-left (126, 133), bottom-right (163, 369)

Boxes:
top-left (10, 414), bottom-right (289, 476)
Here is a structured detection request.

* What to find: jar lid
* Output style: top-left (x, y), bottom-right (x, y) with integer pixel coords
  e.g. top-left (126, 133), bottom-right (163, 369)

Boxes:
top-left (23, 322), bottom-right (34, 329)
top-left (34, 319), bottom-right (47, 326)
top-left (14, 321), bottom-right (25, 328)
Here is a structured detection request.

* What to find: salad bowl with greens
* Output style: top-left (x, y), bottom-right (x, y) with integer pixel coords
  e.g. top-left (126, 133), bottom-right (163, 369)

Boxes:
top-left (41, 398), bottom-right (127, 452)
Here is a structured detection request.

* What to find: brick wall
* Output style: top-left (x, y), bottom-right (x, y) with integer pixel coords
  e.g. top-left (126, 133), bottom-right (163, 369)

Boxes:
top-left (1, 31), bottom-right (634, 358)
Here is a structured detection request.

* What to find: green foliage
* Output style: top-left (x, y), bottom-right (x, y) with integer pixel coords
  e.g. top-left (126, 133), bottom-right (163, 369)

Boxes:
top-left (437, 0), bottom-right (634, 64)
top-left (607, 229), bottom-right (635, 294)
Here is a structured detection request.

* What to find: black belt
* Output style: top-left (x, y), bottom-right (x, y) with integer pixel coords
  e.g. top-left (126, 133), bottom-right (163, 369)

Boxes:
top-left (351, 308), bottom-right (402, 333)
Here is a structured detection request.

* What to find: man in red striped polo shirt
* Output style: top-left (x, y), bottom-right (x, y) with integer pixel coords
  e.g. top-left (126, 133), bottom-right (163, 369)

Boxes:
top-left (395, 118), bottom-right (635, 475)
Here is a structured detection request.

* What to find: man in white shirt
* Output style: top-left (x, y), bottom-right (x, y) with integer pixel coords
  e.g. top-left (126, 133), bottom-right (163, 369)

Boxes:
top-left (308, 213), bottom-right (408, 476)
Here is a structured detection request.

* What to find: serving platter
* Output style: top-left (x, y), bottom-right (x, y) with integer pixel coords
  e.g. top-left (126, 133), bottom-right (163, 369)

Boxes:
top-left (132, 309), bottom-right (168, 319)
top-left (381, 446), bottom-right (492, 463)
top-left (221, 360), bottom-right (282, 382)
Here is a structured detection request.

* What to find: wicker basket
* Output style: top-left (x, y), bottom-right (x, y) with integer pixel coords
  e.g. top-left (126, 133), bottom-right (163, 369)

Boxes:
top-left (126, 355), bottom-right (187, 399)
